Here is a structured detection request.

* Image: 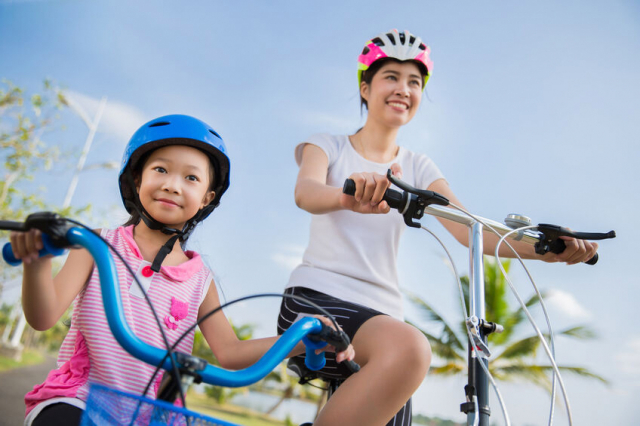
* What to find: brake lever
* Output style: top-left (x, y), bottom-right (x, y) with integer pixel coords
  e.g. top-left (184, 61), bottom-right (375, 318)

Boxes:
top-left (22, 212), bottom-right (75, 248)
top-left (536, 223), bottom-right (616, 265)
top-left (387, 170), bottom-right (449, 207)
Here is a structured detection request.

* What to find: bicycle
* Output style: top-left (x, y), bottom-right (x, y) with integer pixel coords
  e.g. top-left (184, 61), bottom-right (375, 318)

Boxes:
top-left (286, 170), bottom-right (615, 426)
top-left (2, 212), bottom-right (360, 426)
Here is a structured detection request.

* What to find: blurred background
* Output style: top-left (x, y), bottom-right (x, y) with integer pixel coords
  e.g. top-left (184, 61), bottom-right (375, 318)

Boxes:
top-left (1, 1), bottom-right (638, 425)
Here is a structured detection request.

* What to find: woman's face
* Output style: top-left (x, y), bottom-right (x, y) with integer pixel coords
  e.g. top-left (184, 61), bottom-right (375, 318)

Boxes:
top-left (361, 61), bottom-right (423, 128)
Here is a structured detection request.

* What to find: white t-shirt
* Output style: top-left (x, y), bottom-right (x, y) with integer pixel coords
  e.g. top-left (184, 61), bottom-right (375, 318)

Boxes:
top-left (286, 134), bottom-right (445, 320)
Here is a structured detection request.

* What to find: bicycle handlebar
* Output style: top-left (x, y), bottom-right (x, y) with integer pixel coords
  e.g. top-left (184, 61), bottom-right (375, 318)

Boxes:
top-left (2, 214), bottom-right (359, 387)
top-left (2, 233), bottom-right (65, 265)
top-left (343, 171), bottom-right (615, 265)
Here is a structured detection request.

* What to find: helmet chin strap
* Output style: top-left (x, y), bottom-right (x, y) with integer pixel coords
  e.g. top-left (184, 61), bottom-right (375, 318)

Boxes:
top-left (124, 199), bottom-right (198, 272)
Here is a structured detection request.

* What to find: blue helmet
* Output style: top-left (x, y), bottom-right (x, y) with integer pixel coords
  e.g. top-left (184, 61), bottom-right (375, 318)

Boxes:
top-left (119, 114), bottom-right (231, 222)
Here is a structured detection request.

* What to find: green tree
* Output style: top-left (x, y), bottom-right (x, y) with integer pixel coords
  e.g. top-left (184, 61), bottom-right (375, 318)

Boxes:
top-left (406, 258), bottom-right (607, 390)
top-left (0, 79), bottom-right (90, 292)
top-left (1, 79), bottom-right (64, 218)
top-left (0, 79), bottom-right (94, 354)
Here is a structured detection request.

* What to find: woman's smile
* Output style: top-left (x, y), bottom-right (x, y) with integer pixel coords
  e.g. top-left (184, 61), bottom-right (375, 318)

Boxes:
top-left (387, 100), bottom-right (410, 111)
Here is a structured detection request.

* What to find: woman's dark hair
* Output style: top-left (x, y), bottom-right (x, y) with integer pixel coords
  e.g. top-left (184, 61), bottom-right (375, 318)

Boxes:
top-left (122, 148), bottom-right (216, 246)
top-left (359, 58), bottom-right (428, 113)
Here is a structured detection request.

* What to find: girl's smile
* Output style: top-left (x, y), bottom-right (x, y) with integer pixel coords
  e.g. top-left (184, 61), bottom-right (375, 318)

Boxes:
top-left (155, 197), bottom-right (181, 208)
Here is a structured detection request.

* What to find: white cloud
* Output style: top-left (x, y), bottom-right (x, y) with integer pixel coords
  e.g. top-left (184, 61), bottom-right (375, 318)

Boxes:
top-left (271, 244), bottom-right (305, 271)
top-left (65, 91), bottom-right (147, 143)
top-left (545, 289), bottom-right (592, 320)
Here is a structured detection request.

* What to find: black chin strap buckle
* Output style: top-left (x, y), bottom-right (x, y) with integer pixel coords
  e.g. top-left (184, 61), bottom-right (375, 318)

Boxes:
top-left (160, 226), bottom-right (180, 235)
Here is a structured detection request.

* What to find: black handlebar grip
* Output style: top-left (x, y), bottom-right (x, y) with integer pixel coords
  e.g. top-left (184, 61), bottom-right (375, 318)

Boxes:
top-left (318, 326), bottom-right (361, 373)
top-left (550, 239), bottom-right (599, 265)
top-left (343, 178), bottom-right (405, 210)
top-left (343, 179), bottom-right (356, 196)
top-left (344, 359), bottom-right (361, 373)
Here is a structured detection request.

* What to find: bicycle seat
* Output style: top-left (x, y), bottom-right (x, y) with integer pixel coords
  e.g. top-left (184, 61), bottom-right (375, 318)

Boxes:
top-left (287, 357), bottom-right (321, 385)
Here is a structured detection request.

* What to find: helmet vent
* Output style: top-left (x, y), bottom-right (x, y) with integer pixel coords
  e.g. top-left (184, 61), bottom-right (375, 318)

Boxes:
top-left (362, 46), bottom-right (370, 55)
top-left (399, 33), bottom-right (406, 44)
top-left (149, 121), bottom-right (170, 128)
top-left (372, 37), bottom-right (384, 47)
top-left (209, 129), bottom-right (221, 138)
top-left (409, 35), bottom-right (416, 46)
top-left (386, 33), bottom-right (396, 45)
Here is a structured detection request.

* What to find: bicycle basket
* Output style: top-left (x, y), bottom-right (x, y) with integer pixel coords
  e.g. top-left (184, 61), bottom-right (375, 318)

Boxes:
top-left (81, 383), bottom-right (238, 426)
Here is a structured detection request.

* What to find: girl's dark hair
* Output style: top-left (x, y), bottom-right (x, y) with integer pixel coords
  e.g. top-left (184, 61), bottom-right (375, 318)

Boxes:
top-left (122, 148), bottom-right (216, 246)
top-left (359, 58), bottom-right (428, 113)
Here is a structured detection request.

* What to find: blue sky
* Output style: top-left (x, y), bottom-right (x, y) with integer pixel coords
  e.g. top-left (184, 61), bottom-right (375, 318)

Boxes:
top-left (1, 1), bottom-right (639, 424)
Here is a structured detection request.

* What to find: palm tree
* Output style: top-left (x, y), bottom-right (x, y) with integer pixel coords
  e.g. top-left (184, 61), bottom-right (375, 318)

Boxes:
top-left (405, 258), bottom-right (607, 390)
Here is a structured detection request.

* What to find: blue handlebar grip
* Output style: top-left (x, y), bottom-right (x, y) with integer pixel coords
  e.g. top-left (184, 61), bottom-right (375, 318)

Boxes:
top-left (2, 234), bottom-right (66, 266)
top-left (302, 336), bottom-right (327, 371)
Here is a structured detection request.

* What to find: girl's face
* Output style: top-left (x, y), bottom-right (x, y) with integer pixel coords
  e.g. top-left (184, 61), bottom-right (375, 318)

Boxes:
top-left (361, 61), bottom-right (423, 128)
top-left (137, 145), bottom-right (215, 229)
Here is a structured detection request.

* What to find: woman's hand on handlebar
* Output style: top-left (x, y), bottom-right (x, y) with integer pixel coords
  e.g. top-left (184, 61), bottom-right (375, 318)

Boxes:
top-left (339, 164), bottom-right (403, 214)
top-left (9, 229), bottom-right (46, 265)
top-left (313, 315), bottom-right (356, 364)
top-left (543, 236), bottom-right (599, 265)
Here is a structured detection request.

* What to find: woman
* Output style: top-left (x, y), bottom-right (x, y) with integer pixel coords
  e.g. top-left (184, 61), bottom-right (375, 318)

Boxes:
top-left (278, 29), bottom-right (597, 426)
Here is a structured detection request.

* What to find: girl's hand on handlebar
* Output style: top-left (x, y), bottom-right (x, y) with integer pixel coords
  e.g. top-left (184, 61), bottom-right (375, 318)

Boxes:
top-left (9, 229), bottom-right (45, 265)
top-left (313, 316), bottom-right (356, 364)
top-left (339, 164), bottom-right (403, 214)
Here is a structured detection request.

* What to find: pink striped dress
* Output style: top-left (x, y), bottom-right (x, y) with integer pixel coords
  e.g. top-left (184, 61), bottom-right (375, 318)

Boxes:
top-left (24, 225), bottom-right (213, 422)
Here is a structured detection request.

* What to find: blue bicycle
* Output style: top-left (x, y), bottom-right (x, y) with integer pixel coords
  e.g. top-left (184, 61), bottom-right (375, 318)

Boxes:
top-left (2, 212), bottom-right (359, 426)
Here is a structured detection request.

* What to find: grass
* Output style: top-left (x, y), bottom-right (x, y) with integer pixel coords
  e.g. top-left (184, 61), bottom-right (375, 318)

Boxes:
top-left (0, 349), bottom-right (45, 372)
top-left (186, 391), bottom-right (286, 426)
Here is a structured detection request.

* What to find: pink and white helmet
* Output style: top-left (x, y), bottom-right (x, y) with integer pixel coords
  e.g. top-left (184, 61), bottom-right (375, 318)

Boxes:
top-left (357, 29), bottom-right (433, 90)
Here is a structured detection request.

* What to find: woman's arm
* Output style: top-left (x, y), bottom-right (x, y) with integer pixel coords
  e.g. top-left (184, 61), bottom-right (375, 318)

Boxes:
top-left (13, 229), bottom-right (95, 330)
top-left (295, 143), bottom-right (401, 215)
top-left (294, 144), bottom-right (343, 214)
top-left (427, 179), bottom-right (598, 264)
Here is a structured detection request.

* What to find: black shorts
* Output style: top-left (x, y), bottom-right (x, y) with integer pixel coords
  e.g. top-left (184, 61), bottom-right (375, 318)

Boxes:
top-left (278, 287), bottom-right (413, 426)
top-left (277, 286), bottom-right (386, 380)
top-left (32, 403), bottom-right (83, 426)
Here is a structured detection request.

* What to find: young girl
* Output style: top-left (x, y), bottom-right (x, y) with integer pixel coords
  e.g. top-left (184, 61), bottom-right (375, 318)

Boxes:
top-left (277, 29), bottom-right (598, 426)
top-left (11, 114), bottom-right (354, 426)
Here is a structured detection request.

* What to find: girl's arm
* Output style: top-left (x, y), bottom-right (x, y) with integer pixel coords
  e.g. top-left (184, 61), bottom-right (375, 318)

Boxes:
top-left (12, 229), bottom-right (95, 330)
top-left (198, 282), bottom-right (354, 370)
top-left (295, 143), bottom-right (401, 215)
top-left (197, 282), bottom-right (303, 370)
top-left (427, 179), bottom-right (598, 265)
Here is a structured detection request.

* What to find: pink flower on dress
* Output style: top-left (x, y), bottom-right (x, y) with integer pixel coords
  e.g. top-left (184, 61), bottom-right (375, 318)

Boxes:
top-left (164, 297), bottom-right (189, 330)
